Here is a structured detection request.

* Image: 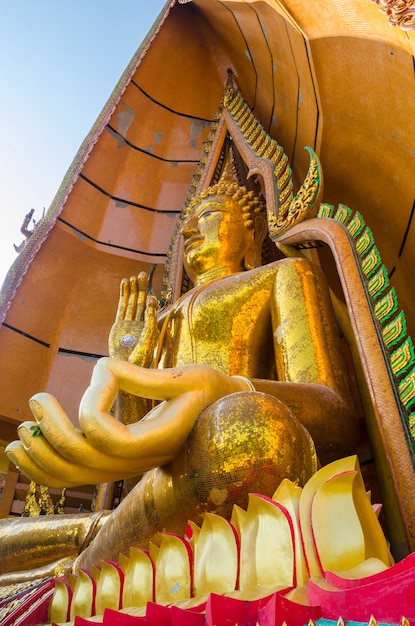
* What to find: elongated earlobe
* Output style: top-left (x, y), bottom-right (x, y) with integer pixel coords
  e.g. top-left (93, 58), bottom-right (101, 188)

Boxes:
top-left (244, 216), bottom-right (268, 270)
top-left (243, 233), bottom-right (261, 270)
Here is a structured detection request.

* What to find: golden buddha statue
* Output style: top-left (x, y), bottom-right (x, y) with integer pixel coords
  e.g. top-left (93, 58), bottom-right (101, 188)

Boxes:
top-left (2, 177), bottom-right (358, 578)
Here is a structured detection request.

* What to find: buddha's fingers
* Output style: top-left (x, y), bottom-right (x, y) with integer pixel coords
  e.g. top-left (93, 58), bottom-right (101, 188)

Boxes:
top-left (28, 394), bottom-right (148, 472)
top-left (129, 295), bottom-right (159, 367)
top-left (125, 275), bottom-right (139, 321)
top-left (79, 360), bottom-right (250, 459)
top-left (77, 359), bottom-right (202, 457)
top-left (5, 441), bottom-right (80, 489)
top-left (79, 385), bottom-right (203, 460)
top-left (135, 272), bottom-right (148, 321)
top-left (79, 364), bottom-right (134, 453)
top-left (116, 278), bottom-right (130, 321)
top-left (16, 423), bottom-right (140, 486)
top-left (28, 357), bottom-right (192, 466)
top-left (29, 393), bottom-right (88, 459)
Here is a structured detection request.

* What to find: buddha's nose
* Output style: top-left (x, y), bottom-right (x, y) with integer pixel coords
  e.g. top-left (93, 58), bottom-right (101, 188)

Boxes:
top-left (181, 215), bottom-right (198, 238)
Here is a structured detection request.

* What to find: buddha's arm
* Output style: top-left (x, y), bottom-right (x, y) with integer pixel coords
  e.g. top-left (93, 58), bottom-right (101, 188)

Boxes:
top-left (265, 257), bottom-right (359, 462)
top-left (6, 361), bottom-right (251, 487)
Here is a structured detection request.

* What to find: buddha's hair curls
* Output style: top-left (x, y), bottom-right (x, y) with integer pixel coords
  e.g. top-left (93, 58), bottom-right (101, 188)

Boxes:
top-left (187, 181), bottom-right (265, 230)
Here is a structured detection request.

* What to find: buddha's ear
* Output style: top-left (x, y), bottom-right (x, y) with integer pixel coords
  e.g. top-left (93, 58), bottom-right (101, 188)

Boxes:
top-left (243, 244), bottom-right (258, 270)
top-left (243, 217), bottom-right (268, 270)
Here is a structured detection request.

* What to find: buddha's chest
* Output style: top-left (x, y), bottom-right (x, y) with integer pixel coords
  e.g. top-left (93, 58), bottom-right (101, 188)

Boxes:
top-left (158, 270), bottom-right (276, 376)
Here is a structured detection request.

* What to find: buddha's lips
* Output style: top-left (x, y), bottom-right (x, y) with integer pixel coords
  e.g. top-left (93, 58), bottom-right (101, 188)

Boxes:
top-left (184, 236), bottom-right (204, 253)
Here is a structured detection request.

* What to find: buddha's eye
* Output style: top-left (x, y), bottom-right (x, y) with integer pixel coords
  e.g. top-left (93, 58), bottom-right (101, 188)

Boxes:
top-left (199, 210), bottom-right (220, 220)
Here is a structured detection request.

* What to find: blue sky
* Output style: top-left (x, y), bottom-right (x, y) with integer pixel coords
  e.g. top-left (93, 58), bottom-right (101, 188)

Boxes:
top-left (0, 1), bottom-right (166, 285)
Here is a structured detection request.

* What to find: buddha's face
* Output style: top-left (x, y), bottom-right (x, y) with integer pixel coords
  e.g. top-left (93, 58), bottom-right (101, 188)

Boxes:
top-left (181, 195), bottom-right (252, 284)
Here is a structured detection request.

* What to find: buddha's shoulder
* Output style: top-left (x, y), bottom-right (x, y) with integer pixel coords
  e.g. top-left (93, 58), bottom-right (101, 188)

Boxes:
top-left (162, 258), bottom-right (315, 319)
top-left (238, 256), bottom-right (313, 283)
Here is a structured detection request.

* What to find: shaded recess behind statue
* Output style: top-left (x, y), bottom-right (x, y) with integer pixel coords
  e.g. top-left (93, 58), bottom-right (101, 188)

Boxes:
top-left (5, 178), bottom-right (358, 575)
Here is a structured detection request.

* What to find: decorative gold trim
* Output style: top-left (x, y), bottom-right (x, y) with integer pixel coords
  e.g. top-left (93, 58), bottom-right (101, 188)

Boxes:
top-left (318, 202), bottom-right (415, 446)
top-left (275, 213), bottom-right (415, 549)
top-left (223, 83), bottom-right (322, 238)
top-left (22, 480), bottom-right (60, 516)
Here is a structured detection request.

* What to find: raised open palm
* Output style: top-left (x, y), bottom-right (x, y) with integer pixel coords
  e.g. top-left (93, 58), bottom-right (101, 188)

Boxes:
top-left (108, 272), bottom-right (159, 367)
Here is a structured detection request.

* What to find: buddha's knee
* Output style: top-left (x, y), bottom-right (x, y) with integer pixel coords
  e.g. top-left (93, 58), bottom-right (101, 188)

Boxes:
top-left (170, 391), bottom-right (318, 521)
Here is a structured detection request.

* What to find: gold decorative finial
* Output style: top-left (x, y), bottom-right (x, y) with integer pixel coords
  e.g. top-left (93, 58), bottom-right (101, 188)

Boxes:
top-left (39, 484), bottom-right (55, 515)
top-left (22, 480), bottom-right (56, 516)
top-left (22, 481), bottom-right (41, 517)
top-left (218, 150), bottom-right (239, 186)
top-left (57, 487), bottom-right (67, 514)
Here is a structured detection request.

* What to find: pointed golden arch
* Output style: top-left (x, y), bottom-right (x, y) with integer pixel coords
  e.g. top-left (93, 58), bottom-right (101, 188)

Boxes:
top-left (162, 76), bottom-right (322, 306)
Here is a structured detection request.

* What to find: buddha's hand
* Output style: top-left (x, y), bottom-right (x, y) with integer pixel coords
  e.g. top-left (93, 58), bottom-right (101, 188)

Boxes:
top-left (6, 362), bottom-right (251, 488)
top-left (108, 273), bottom-right (159, 366)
